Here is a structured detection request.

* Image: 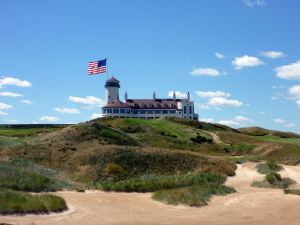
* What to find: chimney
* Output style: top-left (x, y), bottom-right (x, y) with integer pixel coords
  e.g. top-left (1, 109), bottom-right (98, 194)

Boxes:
top-left (187, 92), bottom-right (190, 101)
top-left (153, 92), bottom-right (156, 100)
top-left (125, 92), bottom-right (128, 101)
top-left (173, 92), bottom-right (176, 100)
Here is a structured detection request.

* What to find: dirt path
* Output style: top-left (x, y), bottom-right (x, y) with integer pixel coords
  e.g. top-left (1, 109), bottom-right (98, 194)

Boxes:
top-left (202, 130), bottom-right (227, 145)
top-left (2, 163), bottom-right (300, 225)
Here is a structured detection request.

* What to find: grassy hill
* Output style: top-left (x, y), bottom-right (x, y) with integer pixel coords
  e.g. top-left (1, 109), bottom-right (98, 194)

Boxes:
top-left (1, 117), bottom-right (300, 208)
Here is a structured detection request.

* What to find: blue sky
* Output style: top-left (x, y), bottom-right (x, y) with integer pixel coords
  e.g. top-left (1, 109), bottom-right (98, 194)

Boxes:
top-left (1, 0), bottom-right (300, 132)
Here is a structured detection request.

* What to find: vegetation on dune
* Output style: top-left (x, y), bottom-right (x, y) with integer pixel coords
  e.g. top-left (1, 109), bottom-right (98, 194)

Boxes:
top-left (284, 189), bottom-right (300, 195)
top-left (81, 148), bottom-right (236, 182)
top-left (94, 172), bottom-right (227, 192)
top-left (254, 136), bottom-right (300, 145)
top-left (227, 155), bottom-right (263, 164)
top-left (0, 159), bottom-right (73, 192)
top-left (0, 189), bottom-right (67, 214)
top-left (152, 184), bottom-right (235, 207)
top-left (256, 161), bottom-right (283, 174)
top-left (252, 172), bottom-right (295, 189)
top-left (238, 127), bottom-right (300, 138)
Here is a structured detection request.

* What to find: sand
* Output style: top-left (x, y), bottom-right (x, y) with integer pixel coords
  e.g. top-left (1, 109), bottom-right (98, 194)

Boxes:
top-left (2, 162), bottom-right (300, 225)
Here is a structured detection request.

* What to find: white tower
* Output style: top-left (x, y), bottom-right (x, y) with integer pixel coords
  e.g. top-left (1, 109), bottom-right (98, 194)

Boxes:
top-left (105, 77), bottom-right (120, 104)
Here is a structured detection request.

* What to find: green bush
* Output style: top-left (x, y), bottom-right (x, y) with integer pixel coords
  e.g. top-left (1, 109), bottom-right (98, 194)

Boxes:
top-left (0, 189), bottom-right (67, 214)
top-left (152, 184), bottom-right (235, 207)
top-left (190, 135), bottom-right (212, 144)
top-left (96, 172), bottom-right (227, 192)
top-left (266, 172), bottom-right (282, 184)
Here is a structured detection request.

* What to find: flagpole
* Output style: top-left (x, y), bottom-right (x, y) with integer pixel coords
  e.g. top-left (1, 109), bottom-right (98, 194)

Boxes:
top-left (106, 57), bottom-right (108, 80)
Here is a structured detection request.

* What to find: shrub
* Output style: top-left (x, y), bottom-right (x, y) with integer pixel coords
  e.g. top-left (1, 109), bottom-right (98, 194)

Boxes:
top-left (0, 189), bottom-right (67, 214)
top-left (152, 184), bottom-right (235, 207)
top-left (266, 172), bottom-right (282, 184)
top-left (190, 135), bottom-right (212, 144)
top-left (105, 163), bottom-right (124, 174)
top-left (96, 172), bottom-right (227, 192)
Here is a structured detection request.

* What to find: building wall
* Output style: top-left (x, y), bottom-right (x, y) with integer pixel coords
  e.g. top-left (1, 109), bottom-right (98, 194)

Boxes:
top-left (106, 86), bottom-right (119, 104)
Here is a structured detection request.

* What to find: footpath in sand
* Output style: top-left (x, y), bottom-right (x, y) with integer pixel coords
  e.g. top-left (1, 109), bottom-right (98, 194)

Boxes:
top-left (2, 162), bottom-right (300, 225)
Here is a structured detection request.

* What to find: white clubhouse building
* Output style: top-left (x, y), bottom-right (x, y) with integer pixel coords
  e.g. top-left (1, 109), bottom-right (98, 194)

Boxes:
top-left (102, 77), bottom-right (198, 120)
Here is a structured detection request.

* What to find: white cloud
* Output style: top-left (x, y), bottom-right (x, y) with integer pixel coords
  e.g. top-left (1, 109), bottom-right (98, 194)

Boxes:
top-left (0, 77), bottom-right (31, 88)
top-left (289, 85), bottom-right (300, 98)
top-left (275, 61), bottom-right (300, 80)
top-left (297, 99), bottom-right (300, 107)
top-left (200, 118), bottom-right (214, 123)
top-left (54, 107), bottom-right (80, 114)
top-left (0, 110), bottom-right (8, 115)
top-left (0, 102), bottom-right (13, 110)
top-left (232, 55), bottom-right (264, 69)
top-left (208, 97), bottom-right (243, 107)
top-left (199, 104), bottom-right (210, 110)
top-left (195, 91), bottom-right (230, 99)
top-left (69, 96), bottom-right (105, 107)
top-left (261, 51), bottom-right (286, 59)
top-left (235, 116), bottom-right (254, 123)
top-left (258, 111), bottom-right (266, 115)
top-left (191, 68), bottom-right (220, 76)
top-left (168, 91), bottom-right (187, 98)
top-left (215, 52), bottom-right (224, 59)
top-left (219, 120), bottom-right (240, 126)
top-left (39, 116), bottom-right (59, 123)
top-left (243, 0), bottom-right (266, 7)
top-left (286, 123), bottom-right (297, 128)
top-left (90, 113), bottom-right (103, 119)
top-left (0, 92), bottom-right (22, 97)
top-left (274, 118), bottom-right (286, 124)
top-left (21, 99), bottom-right (33, 105)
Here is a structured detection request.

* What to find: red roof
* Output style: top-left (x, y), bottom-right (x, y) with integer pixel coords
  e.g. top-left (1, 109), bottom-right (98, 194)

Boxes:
top-left (125, 99), bottom-right (180, 109)
top-left (103, 99), bottom-right (131, 108)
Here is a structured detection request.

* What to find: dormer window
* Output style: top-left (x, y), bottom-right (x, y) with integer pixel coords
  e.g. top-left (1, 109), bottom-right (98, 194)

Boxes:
top-left (170, 102), bottom-right (174, 107)
top-left (156, 103), bottom-right (160, 108)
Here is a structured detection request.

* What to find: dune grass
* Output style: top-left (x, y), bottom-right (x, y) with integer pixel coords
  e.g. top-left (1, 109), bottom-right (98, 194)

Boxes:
top-left (284, 189), bottom-right (300, 195)
top-left (0, 189), bottom-right (67, 214)
top-left (95, 172), bottom-right (227, 192)
top-left (0, 159), bottom-right (73, 192)
top-left (256, 161), bottom-right (283, 174)
top-left (251, 172), bottom-right (295, 189)
top-left (152, 184), bottom-right (235, 207)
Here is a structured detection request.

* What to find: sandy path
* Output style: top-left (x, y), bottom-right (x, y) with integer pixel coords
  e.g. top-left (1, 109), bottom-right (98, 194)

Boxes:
top-left (2, 163), bottom-right (300, 225)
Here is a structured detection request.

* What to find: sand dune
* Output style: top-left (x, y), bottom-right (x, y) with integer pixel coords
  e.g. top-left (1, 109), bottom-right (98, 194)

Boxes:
top-left (2, 163), bottom-right (300, 225)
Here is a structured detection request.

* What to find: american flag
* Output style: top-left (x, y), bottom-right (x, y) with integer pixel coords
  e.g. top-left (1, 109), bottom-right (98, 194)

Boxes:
top-left (88, 59), bottom-right (107, 75)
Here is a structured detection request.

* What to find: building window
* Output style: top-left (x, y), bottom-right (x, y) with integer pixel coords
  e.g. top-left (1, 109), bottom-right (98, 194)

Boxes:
top-left (156, 103), bottom-right (160, 108)
top-left (170, 103), bottom-right (174, 107)
top-left (107, 108), bottom-right (112, 113)
top-left (147, 110), bottom-right (153, 114)
top-left (133, 110), bottom-right (138, 114)
top-left (189, 106), bottom-right (192, 114)
top-left (184, 106), bottom-right (187, 114)
top-left (102, 108), bottom-right (107, 114)
top-left (120, 109), bottom-right (125, 114)
top-left (162, 110), bottom-right (167, 114)
top-left (113, 108), bottom-right (119, 114)
top-left (140, 110), bottom-right (145, 114)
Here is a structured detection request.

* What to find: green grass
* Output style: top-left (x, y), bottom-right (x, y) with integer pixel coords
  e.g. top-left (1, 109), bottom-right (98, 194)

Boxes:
top-left (0, 159), bottom-right (73, 192)
top-left (255, 136), bottom-right (300, 145)
top-left (256, 161), bottom-right (283, 174)
top-left (0, 127), bottom-right (62, 137)
top-left (152, 184), bottom-right (235, 207)
top-left (94, 172), bottom-right (227, 192)
top-left (0, 189), bottom-right (67, 214)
